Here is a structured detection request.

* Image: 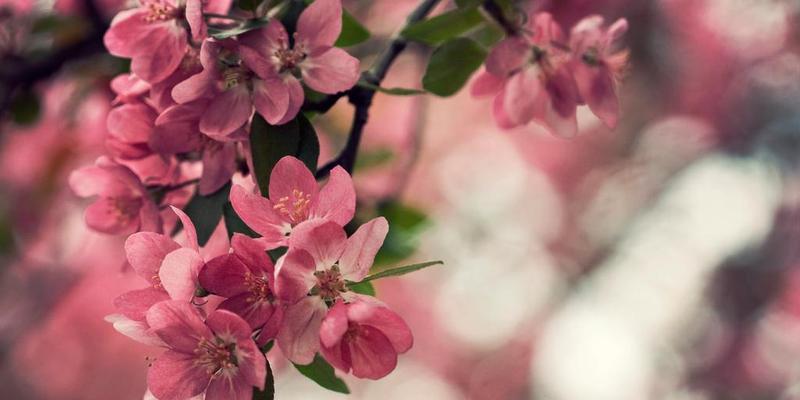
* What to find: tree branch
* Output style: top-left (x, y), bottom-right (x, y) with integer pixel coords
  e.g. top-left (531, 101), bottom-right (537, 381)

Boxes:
top-left (481, 0), bottom-right (519, 36)
top-left (315, 0), bottom-right (442, 178)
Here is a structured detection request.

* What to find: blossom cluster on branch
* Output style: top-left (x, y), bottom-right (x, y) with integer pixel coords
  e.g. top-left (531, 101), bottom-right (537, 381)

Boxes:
top-left (65, 0), bottom-right (629, 399)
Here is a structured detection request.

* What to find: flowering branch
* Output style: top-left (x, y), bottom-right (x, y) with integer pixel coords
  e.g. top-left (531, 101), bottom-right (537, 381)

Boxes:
top-left (315, 0), bottom-right (442, 178)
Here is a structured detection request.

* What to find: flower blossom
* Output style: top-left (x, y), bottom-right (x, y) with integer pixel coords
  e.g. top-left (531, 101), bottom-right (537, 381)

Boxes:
top-left (146, 301), bottom-right (266, 400)
top-left (273, 218), bottom-right (389, 364)
top-left (69, 156), bottom-right (161, 234)
top-left (199, 233), bottom-right (283, 345)
top-left (237, 0), bottom-right (360, 123)
top-left (103, 0), bottom-right (228, 83)
top-left (569, 15), bottom-right (629, 129)
top-left (472, 12), bottom-right (580, 136)
top-left (230, 156), bottom-right (355, 247)
top-left (320, 298), bottom-right (413, 379)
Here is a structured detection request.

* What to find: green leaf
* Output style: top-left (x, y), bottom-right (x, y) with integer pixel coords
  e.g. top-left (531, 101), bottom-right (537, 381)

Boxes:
top-left (260, 340), bottom-right (275, 354)
top-left (469, 24), bottom-right (505, 48)
top-left (293, 354), bottom-right (350, 394)
top-left (355, 148), bottom-right (394, 171)
top-left (335, 10), bottom-right (370, 47)
top-left (357, 81), bottom-right (426, 96)
top-left (347, 281), bottom-right (376, 296)
top-left (374, 201), bottom-right (429, 266)
top-left (401, 6), bottom-right (485, 46)
top-left (422, 37), bottom-right (487, 97)
top-left (10, 89), bottom-right (41, 126)
top-left (249, 113), bottom-right (320, 196)
top-left (223, 202), bottom-right (257, 239)
top-left (267, 247), bottom-right (287, 263)
top-left (361, 260), bottom-right (443, 283)
top-left (208, 18), bottom-right (269, 39)
top-left (237, 0), bottom-right (262, 12)
top-left (182, 182), bottom-right (232, 246)
top-left (454, 0), bottom-right (480, 7)
top-left (253, 359), bottom-right (275, 400)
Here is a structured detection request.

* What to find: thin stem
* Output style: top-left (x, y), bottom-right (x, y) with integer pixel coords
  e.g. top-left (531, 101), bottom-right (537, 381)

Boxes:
top-left (481, 0), bottom-right (518, 36)
top-left (203, 13), bottom-right (245, 21)
top-left (316, 0), bottom-right (442, 178)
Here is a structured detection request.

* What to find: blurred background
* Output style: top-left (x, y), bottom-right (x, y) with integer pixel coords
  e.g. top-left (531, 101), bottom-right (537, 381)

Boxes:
top-left (1, 0), bottom-right (800, 399)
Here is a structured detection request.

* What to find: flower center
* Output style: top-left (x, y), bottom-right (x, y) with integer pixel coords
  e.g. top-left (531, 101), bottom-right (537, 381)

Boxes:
top-left (222, 67), bottom-right (249, 90)
top-left (274, 46), bottom-right (307, 74)
top-left (313, 265), bottom-right (347, 301)
top-left (113, 197), bottom-right (142, 224)
top-left (194, 337), bottom-right (238, 376)
top-left (272, 189), bottom-right (311, 224)
top-left (243, 271), bottom-right (273, 303)
top-left (581, 47), bottom-right (600, 66)
top-left (143, 1), bottom-right (179, 23)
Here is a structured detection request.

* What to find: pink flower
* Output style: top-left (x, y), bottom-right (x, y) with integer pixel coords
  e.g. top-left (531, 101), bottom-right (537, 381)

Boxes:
top-left (104, 0), bottom-right (195, 83)
top-left (237, 0), bottom-right (360, 123)
top-left (320, 298), bottom-right (413, 379)
top-left (105, 101), bottom-right (159, 160)
top-left (108, 207), bottom-right (222, 344)
top-left (110, 73), bottom-right (150, 105)
top-left (472, 12), bottom-right (580, 137)
top-left (69, 156), bottom-right (161, 234)
top-left (199, 234), bottom-right (283, 345)
top-left (146, 301), bottom-right (266, 400)
top-left (569, 16), bottom-right (629, 129)
top-left (273, 218), bottom-right (389, 364)
top-left (230, 156), bottom-right (355, 247)
top-left (150, 101), bottom-right (240, 195)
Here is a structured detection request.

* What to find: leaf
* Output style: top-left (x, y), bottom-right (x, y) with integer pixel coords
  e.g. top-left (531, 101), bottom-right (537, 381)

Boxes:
top-left (357, 81), bottom-right (426, 96)
top-left (10, 89), bottom-right (41, 126)
top-left (336, 10), bottom-right (370, 47)
top-left (469, 24), bottom-right (505, 48)
top-left (374, 201), bottom-right (429, 266)
top-left (293, 354), bottom-right (350, 394)
top-left (249, 113), bottom-right (320, 196)
top-left (260, 340), bottom-right (275, 354)
top-left (253, 359), bottom-right (275, 400)
top-left (267, 247), bottom-right (287, 263)
top-left (223, 202), bottom-right (257, 239)
top-left (401, 5), bottom-right (485, 46)
top-left (208, 18), bottom-right (269, 39)
top-left (355, 148), bottom-right (394, 171)
top-left (347, 281), bottom-right (376, 296)
top-left (360, 260), bottom-right (443, 283)
top-left (182, 182), bottom-right (232, 246)
top-left (237, 0), bottom-right (263, 12)
top-left (422, 37), bottom-right (487, 97)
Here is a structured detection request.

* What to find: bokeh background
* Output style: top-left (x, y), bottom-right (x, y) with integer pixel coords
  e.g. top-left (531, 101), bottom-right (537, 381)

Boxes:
top-left (2, 0), bottom-right (800, 399)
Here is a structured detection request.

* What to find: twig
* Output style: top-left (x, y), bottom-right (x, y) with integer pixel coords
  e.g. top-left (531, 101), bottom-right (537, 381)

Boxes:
top-left (481, 0), bottom-right (518, 36)
top-left (315, 0), bottom-right (442, 178)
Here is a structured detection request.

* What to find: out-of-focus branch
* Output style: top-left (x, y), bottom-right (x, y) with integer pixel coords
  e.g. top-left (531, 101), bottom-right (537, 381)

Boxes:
top-left (315, 0), bottom-right (442, 178)
top-left (0, 0), bottom-right (108, 121)
top-left (481, 0), bottom-right (518, 36)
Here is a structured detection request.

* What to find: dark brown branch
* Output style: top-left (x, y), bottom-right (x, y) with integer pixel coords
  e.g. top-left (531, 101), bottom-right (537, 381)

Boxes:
top-left (481, 0), bottom-right (518, 36)
top-left (315, 0), bottom-right (442, 178)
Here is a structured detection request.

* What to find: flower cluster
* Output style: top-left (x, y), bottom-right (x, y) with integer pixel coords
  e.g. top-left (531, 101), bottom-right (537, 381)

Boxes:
top-left (472, 12), bottom-right (629, 137)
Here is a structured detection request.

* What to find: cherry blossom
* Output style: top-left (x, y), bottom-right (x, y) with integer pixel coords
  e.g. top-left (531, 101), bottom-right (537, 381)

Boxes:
top-left (146, 301), bottom-right (266, 400)
top-left (230, 156), bottom-right (355, 247)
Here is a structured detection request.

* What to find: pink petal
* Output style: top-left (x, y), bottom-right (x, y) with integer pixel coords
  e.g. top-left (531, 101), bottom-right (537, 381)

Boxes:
top-left (131, 24), bottom-right (187, 83)
top-left (159, 248), bottom-right (205, 301)
top-left (205, 0), bottom-right (233, 15)
top-left (274, 78), bottom-right (304, 125)
top-left (146, 300), bottom-right (212, 352)
top-left (69, 165), bottom-right (135, 198)
top-left (470, 69), bottom-right (504, 97)
top-left (103, 9), bottom-right (152, 57)
top-left (319, 300), bottom-right (348, 348)
top-left (239, 21), bottom-right (287, 78)
top-left (231, 233), bottom-right (274, 275)
top-left (301, 48), bottom-right (359, 94)
top-left (252, 78), bottom-right (290, 125)
top-left (185, 0), bottom-right (206, 43)
top-left (147, 350), bottom-right (210, 400)
top-left (206, 373), bottom-right (251, 400)
top-left (276, 297), bottom-right (327, 364)
top-left (607, 18), bottom-right (629, 48)
top-left (529, 12), bottom-right (565, 43)
top-left (268, 156), bottom-right (319, 218)
top-left (229, 184), bottom-right (288, 244)
top-left (235, 338), bottom-right (267, 388)
top-left (492, 92), bottom-right (518, 129)
top-left (503, 67), bottom-right (543, 126)
top-left (125, 232), bottom-right (181, 282)
top-left (206, 309), bottom-right (253, 340)
top-left (199, 220), bottom-right (231, 261)
top-left (296, 0), bottom-right (342, 50)
top-left (138, 199), bottom-right (164, 233)
top-left (347, 299), bottom-right (413, 353)
top-left (199, 85), bottom-right (253, 137)
top-left (288, 220), bottom-right (347, 270)
top-left (171, 206), bottom-right (199, 250)
top-left (573, 62), bottom-right (618, 129)
top-left (172, 70), bottom-right (218, 104)
top-left (219, 293), bottom-right (278, 330)
top-left (255, 305), bottom-right (284, 345)
top-left (347, 325), bottom-right (397, 379)
top-left (199, 253), bottom-right (250, 297)
top-left (485, 37), bottom-right (529, 77)
top-left (311, 166), bottom-right (355, 226)
top-left (199, 141), bottom-right (237, 195)
top-left (338, 217), bottom-right (388, 282)
top-left (539, 67), bottom-right (579, 137)
top-left (107, 103), bottom-right (157, 143)
top-left (105, 314), bottom-right (165, 347)
top-left (274, 248), bottom-right (317, 303)
top-left (151, 102), bottom-right (206, 154)
top-left (114, 287), bottom-right (171, 321)
top-left (84, 197), bottom-right (141, 235)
